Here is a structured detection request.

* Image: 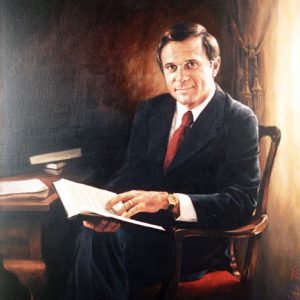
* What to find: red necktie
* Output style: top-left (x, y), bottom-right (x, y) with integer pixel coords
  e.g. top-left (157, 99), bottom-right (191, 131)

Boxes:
top-left (164, 111), bottom-right (193, 171)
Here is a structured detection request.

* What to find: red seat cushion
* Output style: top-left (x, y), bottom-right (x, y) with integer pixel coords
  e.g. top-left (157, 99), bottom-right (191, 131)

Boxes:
top-left (131, 271), bottom-right (242, 300)
top-left (176, 271), bottom-right (241, 300)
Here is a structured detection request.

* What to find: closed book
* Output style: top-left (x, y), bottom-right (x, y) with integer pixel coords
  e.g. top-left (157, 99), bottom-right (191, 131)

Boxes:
top-left (43, 168), bottom-right (63, 176)
top-left (45, 161), bottom-right (67, 170)
top-left (29, 148), bottom-right (82, 165)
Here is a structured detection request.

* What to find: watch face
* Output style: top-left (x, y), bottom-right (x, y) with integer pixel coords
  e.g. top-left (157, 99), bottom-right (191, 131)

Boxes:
top-left (168, 194), bottom-right (178, 208)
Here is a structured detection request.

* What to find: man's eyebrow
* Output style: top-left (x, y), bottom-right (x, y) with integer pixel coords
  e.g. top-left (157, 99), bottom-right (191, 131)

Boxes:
top-left (163, 59), bottom-right (199, 68)
top-left (164, 62), bottom-right (175, 67)
top-left (185, 59), bottom-right (198, 63)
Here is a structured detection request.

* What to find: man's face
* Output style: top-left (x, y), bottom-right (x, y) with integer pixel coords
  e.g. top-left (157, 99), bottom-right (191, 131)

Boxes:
top-left (161, 36), bottom-right (220, 109)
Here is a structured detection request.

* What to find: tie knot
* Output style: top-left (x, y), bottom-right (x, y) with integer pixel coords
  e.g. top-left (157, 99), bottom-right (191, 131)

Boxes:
top-left (181, 111), bottom-right (193, 128)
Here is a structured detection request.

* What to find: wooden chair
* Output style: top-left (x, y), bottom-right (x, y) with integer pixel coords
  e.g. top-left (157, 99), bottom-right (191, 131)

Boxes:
top-left (136, 125), bottom-right (281, 300)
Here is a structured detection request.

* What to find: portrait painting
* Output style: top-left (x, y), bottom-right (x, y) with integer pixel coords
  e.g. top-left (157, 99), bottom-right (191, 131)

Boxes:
top-left (0, 1), bottom-right (299, 299)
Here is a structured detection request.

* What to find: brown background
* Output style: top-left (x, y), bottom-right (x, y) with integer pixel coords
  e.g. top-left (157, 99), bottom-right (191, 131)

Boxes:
top-left (0, 0), bottom-right (236, 181)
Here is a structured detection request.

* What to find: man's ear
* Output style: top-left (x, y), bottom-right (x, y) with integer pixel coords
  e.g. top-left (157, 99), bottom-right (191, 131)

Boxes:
top-left (212, 56), bottom-right (221, 78)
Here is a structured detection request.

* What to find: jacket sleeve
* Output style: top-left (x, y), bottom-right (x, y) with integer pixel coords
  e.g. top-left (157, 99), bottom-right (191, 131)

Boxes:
top-left (187, 108), bottom-right (260, 229)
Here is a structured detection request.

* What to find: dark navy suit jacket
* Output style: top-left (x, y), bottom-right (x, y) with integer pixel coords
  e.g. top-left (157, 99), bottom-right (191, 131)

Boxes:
top-left (107, 86), bottom-right (260, 279)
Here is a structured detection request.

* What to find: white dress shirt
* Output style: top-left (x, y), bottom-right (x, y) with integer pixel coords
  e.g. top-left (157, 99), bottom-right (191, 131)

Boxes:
top-left (168, 87), bottom-right (216, 222)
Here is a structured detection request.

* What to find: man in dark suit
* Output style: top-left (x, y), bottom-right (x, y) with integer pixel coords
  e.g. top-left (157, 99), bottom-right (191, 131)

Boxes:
top-left (68, 22), bottom-right (260, 300)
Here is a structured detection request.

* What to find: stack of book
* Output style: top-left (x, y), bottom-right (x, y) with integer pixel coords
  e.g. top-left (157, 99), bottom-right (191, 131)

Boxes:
top-left (43, 162), bottom-right (67, 175)
top-left (29, 148), bottom-right (82, 175)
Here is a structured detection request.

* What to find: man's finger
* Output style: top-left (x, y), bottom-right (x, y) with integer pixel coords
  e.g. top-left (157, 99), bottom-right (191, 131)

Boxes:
top-left (105, 192), bottom-right (132, 209)
top-left (103, 221), bottom-right (120, 232)
top-left (114, 194), bottom-right (147, 216)
top-left (83, 220), bottom-right (94, 229)
top-left (106, 191), bottom-right (137, 209)
top-left (83, 219), bottom-right (121, 233)
top-left (122, 202), bottom-right (144, 219)
top-left (113, 198), bottom-right (137, 216)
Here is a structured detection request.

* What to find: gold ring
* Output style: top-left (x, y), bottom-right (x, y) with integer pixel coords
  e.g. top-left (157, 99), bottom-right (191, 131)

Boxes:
top-left (128, 200), bottom-right (134, 207)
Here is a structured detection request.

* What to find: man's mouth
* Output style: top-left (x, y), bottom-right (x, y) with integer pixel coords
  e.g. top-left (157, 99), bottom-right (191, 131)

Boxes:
top-left (175, 87), bottom-right (194, 92)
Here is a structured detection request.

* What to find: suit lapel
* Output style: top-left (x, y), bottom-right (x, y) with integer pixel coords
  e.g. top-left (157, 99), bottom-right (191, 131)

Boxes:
top-left (147, 95), bottom-right (176, 165)
top-left (165, 88), bottom-right (226, 174)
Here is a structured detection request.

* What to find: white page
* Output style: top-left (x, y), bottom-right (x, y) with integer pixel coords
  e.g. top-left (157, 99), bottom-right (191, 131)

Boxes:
top-left (0, 179), bottom-right (49, 195)
top-left (54, 179), bottom-right (118, 218)
top-left (54, 179), bottom-right (164, 231)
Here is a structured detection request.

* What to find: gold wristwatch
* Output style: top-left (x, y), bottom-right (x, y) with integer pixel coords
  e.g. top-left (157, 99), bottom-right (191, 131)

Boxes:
top-left (167, 193), bottom-right (179, 211)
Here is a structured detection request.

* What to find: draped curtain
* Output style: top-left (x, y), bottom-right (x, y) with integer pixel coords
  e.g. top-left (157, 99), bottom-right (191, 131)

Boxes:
top-left (252, 1), bottom-right (300, 298)
top-left (228, 0), bottom-right (276, 119)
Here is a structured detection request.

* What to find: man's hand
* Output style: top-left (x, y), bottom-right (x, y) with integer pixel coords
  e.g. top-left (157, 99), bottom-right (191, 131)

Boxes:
top-left (106, 190), bottom-right (169, 219)
top-left (83, 218), bottom-right (121, 233)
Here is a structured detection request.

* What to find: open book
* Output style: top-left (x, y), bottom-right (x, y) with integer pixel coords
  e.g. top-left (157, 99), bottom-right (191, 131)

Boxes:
top-left (53, 179), bottom-right (164, 231)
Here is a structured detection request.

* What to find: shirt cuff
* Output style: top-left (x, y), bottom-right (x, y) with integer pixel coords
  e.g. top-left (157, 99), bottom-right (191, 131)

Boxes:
top-left (176, 193), bottom-right (197, 222)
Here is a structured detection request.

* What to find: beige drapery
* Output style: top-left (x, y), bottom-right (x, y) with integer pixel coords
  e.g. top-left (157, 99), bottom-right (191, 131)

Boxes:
top-left (252, 0), bottom-right (300, 298)
top-left (229, 0), bottom-right (276, 119)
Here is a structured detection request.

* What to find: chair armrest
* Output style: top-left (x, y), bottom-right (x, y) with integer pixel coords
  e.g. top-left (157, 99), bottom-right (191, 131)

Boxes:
top-left (174, 214), bottom-right (268, 239)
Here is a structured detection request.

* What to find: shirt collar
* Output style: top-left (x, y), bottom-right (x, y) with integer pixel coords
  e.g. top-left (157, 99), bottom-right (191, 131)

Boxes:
top-left (175, 85), bottom-right (216, 124)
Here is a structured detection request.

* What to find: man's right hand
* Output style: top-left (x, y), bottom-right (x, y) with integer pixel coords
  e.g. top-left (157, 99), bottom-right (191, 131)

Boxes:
top-left (83, 218), bottom-right (121, 233)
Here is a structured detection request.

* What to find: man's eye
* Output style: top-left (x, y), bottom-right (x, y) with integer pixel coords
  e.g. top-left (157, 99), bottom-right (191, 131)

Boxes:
top-left (186, 61), bottom-right (198, 69)
top-left (166, 65), bottom-right (177, 72)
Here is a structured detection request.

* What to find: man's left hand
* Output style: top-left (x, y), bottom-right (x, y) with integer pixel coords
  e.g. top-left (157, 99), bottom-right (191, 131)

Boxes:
top-left (83, 218), bottom-right (121, 232)
top-left (105, 190), bottom-right (169, 219)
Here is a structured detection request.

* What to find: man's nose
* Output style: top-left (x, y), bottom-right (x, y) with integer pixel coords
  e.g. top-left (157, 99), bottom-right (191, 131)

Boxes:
top-left (175, 67), bottom-right (188, 82)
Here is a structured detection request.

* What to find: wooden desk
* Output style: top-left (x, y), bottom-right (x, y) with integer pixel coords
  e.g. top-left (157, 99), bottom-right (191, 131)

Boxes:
top-left (0, 167), bottom-right (94, 299)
